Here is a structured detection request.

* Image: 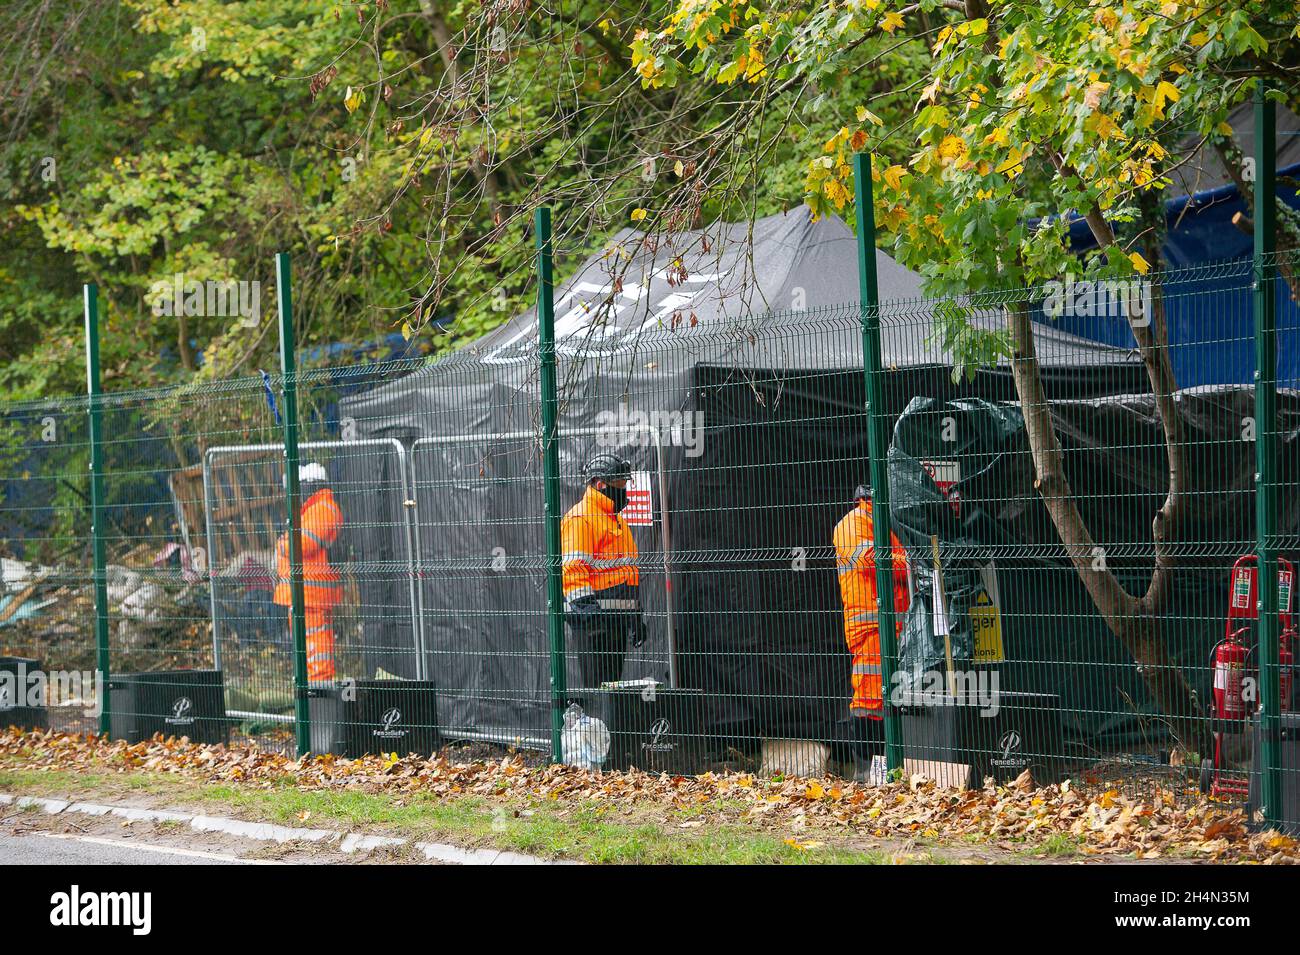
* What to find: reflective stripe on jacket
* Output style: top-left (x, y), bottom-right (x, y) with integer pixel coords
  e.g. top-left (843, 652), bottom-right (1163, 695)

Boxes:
top-left (274, 487), bottom-right (344, 609)
top-left (561, 485), bottom-right (639, 609)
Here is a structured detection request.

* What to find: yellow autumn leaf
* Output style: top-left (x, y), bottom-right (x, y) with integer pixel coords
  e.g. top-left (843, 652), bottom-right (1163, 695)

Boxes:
top-left (805, 781), bottom-right (825, 799)
top-left (824, 178), bottom-right (851, 210)
top-left (1083, 81), bottom-right (1110, 111)
top-left (882, 164), bottom-right (907, 190)
top-left (937, 134), bottom-right (967, 163)
top-left (344, 86), bottom-right (363, 113)
top-left (1087, 111), bottom-right (1126, 141)
top-left (418, 126), bottom-right (434, 149)
top-left (880, 10), bottom-right (905, 33)
top-left (674, 159), bottom-right (685, 177)
top-left (983, 126), bottom-right (1010, 148)
top-left (1129, 251), bottom-right (1151, 274)
top-left (1153, 80), bottom-right (1180, 110)
top-left (784, 837), bottom-right (824, 850)
top-left (856, 105), bottom-right (884, 126)
top-left (880, 202), bottom-right (909, 230)
top-left (995, 147), bottom-right (1026, 176)
top-left (631, 207), bottom-right (648, 222)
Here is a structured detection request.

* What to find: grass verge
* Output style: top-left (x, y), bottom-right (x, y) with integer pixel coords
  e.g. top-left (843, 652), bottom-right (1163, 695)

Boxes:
top-left (0, 762), bottom-right (921, 865)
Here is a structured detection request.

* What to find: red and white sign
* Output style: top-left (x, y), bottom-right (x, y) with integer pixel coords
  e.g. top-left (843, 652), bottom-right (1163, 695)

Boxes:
top-left (623, 470), bottom-right (654, 526)
top-left (921, 460), bottom-right (961, 515)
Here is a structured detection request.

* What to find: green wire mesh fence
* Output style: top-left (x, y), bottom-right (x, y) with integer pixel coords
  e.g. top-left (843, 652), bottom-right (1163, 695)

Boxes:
top-left (1, 245), bottom-right (1297, 828)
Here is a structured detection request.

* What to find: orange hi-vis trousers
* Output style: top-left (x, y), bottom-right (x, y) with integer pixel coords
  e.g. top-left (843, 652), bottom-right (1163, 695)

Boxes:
top-left (303, 607), bottom-right (335, 682)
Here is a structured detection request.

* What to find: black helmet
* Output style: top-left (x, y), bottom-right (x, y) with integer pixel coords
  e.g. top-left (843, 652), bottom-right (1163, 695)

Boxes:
top-left (853, 483), bottom-right (871, 502)
top-left (584, 452), bottom-right (632, 484)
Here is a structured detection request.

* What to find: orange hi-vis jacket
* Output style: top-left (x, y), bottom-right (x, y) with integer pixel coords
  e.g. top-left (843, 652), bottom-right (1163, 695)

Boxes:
top-left (833, 500), bottom-right (909, 717)
top-left (561, 486), bottom-right (639, 611)
top-left (274, 488), bottom-right (344, 610)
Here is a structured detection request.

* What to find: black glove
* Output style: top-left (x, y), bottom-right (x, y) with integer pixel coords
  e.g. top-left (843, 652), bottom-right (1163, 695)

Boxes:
top-left (566, 592), bottom-right (599, 621)
top-left (631, 614), bottom-right (648, 648)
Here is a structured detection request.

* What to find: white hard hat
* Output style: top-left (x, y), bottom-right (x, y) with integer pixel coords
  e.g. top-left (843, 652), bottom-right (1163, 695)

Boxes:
top-left (298, 462), bottom-right (328, 484)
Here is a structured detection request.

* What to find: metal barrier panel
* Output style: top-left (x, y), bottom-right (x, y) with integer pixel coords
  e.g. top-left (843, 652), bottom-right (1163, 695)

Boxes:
top-left (411, 433), bottom-right (548, 747)
top-left (410, 427), bottom-right (671, 749)
top-left (204, 438), bottom-right (418, 735)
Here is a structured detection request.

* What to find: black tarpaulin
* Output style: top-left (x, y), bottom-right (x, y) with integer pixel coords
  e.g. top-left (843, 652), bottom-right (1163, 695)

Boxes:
top-left (889, 387), bottom-right (1300, 752)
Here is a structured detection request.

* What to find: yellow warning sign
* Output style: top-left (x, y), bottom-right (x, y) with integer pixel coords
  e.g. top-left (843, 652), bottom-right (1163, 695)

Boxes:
top-left (970, 589), bottom-right (1004, 663)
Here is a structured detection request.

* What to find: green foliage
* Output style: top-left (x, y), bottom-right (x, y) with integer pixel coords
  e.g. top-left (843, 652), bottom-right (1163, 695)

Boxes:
top-left (4, 0), bottom-right (1297, 401)
top-left (632, 0), bottom-right (1300, 369)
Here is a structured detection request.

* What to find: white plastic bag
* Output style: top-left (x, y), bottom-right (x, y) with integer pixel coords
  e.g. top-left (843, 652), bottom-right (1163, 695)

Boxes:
top-left (561, 703), bottom-right (610, 770)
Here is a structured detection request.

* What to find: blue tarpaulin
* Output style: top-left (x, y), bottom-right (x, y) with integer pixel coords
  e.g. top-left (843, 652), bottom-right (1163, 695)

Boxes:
top-left (1036, 103), bottom-right (1300, 388)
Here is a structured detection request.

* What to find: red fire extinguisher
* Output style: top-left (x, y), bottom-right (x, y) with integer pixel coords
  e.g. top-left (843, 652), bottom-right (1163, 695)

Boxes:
top-left (1213, 627), bottom-right (1250, 721)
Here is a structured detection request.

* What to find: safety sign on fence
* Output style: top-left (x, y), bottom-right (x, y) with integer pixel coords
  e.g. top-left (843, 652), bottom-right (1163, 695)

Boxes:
top-left (623, 470), bottom-right (654, 527)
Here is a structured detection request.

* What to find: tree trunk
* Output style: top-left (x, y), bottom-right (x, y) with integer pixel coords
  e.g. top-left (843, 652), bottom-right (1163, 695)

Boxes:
top-left (1005, 299), bottom-right (1209, 754)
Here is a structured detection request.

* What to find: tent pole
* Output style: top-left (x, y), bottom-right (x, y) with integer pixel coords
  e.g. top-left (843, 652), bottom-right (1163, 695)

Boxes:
top-left (1252, 85), bottom-right (1282, 826)
top-left (536, 208), bottom-right (567, 762)
top-left (852, 153), bottom-right (904, 775)
top-left (276, 252), bottom-right (312, 757)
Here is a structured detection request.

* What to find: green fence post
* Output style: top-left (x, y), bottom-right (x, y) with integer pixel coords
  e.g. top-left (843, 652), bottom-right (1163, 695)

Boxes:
top-left (1252, 85), bottom-right (1282, 825)
top-left (275, 253), bottom-right (312, 757)
top-left (536, 207), bottom-right (567, 763)
top-left (83, 284), bottom-right (112, 736)
top-left (852, 153), bottom-right (904, 773)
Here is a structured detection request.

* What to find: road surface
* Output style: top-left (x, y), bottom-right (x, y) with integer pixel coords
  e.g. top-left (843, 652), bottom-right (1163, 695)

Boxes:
top-left (0, 831), bottom-right (261, 864)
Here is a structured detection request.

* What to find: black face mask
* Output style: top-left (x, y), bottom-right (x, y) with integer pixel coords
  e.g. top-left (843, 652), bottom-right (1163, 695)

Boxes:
top-left (600, 484), bottom-right (629, 512)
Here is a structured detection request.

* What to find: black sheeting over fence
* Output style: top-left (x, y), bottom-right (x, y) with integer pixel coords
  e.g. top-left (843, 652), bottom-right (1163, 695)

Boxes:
top-left (886, 386), bottom-right (1300, 751)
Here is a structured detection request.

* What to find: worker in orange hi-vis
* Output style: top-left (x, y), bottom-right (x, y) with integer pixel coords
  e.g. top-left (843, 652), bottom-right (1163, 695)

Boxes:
top-left (273, 463), bottom-right (344, 683)
top-left (833, 482), bottom-right (909, 778)
top-left (561, 452), bottom-right (645, 691)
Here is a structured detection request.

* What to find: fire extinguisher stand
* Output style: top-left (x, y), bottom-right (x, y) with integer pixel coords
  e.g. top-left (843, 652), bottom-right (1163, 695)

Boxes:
top-left (1202, 555), bottom-right (1296, 799)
